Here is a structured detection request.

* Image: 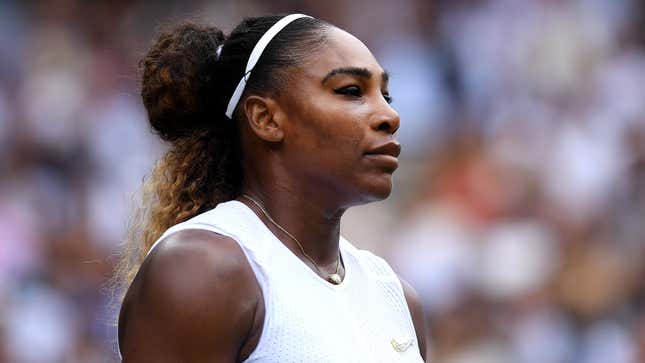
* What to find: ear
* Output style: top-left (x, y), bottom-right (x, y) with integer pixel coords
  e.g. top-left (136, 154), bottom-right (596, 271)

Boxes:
top-left (242, 95), bottom-right (285, 142)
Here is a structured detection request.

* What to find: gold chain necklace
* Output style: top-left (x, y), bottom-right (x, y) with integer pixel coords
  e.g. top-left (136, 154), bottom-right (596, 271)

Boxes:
top-left (241, 194), bottom-right (343, 284)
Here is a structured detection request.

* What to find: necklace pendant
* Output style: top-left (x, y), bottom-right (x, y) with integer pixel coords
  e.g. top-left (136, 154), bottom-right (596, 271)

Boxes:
top-left (329, 273), bottom-right (342, 285)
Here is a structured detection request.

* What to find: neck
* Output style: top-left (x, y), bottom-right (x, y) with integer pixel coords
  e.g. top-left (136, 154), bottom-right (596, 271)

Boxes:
top-left (239, 177), bottom-right (346, 269)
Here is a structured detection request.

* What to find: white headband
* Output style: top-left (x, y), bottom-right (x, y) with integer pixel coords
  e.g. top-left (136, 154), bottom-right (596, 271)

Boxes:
top-left (224, 14), bottom-right (312, 119)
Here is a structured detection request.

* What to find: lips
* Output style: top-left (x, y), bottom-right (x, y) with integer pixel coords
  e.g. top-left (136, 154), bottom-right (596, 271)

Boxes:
top-left (364, 141), bottom-right (401, 171)
top-left (364, 141), bottom-right (401, 158)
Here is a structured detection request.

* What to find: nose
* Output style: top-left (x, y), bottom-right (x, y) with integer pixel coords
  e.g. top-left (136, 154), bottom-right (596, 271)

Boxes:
top-left (371, 103), bottom-right (400, 135)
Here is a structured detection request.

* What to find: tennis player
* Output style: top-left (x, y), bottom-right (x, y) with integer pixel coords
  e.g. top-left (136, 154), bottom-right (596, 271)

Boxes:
top-left (117, 14), bottom-right (427, 362)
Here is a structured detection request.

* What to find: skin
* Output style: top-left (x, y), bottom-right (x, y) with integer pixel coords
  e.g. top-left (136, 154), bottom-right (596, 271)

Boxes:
top-left (119, 26), bottom-right (428, 362)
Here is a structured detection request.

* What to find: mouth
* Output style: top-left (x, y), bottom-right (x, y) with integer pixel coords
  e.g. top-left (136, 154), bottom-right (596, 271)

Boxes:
top-left (365, 141), bottom-right (401, 158)
top-left (364, 141), bottom-right (401, 171)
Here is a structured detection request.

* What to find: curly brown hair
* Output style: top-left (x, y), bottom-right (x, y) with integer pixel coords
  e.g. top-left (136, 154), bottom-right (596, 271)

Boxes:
top-left (111, 16), bottom-right (330, 305)
top-left (111, 23), bottom-right (242, 303)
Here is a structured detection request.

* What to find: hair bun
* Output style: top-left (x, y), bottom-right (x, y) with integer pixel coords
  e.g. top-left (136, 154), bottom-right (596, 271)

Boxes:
top-left (140, 22), bottom-right (225, 141)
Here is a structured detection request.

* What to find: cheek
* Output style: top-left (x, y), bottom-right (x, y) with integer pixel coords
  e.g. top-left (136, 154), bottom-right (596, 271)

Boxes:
top-left (292, 97), bottom-right (365, 158)
top-left (282, 90), bottom-right (395, 200)
top-left (285, 116), bottom-right (366, 193)
top-left (287, 105), bottom-right (394, 200)
top-left (313, 120), bottom-right (363, 154)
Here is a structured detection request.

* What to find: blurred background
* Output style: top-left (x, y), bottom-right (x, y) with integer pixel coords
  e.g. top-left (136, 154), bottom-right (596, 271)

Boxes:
top-left (0, 0), bottom-right (644, 362)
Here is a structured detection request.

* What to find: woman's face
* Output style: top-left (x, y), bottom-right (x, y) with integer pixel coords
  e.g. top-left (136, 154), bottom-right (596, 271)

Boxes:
top-left (277, 27), bottom-right (401, 207)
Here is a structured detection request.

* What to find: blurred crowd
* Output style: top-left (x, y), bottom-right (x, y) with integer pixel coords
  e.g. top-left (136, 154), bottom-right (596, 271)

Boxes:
top-left (0, 0), bottom-right (643, 362)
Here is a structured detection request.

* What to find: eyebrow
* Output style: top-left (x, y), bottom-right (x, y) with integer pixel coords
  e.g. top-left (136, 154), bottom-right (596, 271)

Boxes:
top-left (321, 67), bottom-right (390, 85)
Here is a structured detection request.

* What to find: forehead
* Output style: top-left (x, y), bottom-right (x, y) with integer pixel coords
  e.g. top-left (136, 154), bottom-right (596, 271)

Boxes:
top-left (299, 27), bottom-right (384, 79)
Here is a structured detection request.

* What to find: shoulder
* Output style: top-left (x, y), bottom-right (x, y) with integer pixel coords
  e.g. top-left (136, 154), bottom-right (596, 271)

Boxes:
top-left (118, 229), bottom-right (262, 361)
top-left (348, 245), bottom-right (428, 360)
top-left (146, 229), bottom-right (255, 287)
top-left (399, 277), bottom-right (429, 362)
top-left (132, 229), bottom-right (259, 310)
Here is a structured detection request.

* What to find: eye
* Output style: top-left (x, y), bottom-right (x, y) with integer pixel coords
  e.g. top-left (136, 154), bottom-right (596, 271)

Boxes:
top-left (334, 86), bottom-right (393, 104)
top-left (334, 85), bottom-right (362, 98)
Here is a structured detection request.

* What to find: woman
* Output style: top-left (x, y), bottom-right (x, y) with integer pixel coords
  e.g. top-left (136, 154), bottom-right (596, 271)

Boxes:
top-left (117, 13), bottom-right (428, 362)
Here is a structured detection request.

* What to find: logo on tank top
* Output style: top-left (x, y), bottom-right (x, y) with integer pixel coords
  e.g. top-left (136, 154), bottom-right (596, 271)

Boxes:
top-left (390, 337), bottom-right (414, 352)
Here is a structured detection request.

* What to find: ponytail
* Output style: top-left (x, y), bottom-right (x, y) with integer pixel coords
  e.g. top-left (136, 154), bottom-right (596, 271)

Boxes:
top-left (112, 15), bottom-right (330, 301)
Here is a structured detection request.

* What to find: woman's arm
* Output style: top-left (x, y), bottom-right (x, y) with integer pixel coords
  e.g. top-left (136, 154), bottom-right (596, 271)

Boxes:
top-left (118, 229), bottom-right (263, 362)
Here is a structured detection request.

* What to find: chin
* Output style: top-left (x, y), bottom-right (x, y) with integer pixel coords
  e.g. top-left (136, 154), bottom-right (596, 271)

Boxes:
top-left (358, 176), bottom-right (394, 203)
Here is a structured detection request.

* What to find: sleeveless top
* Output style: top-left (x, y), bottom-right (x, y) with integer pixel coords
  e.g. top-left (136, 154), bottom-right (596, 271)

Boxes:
top-left (141, 200), bottom-right (423, 362)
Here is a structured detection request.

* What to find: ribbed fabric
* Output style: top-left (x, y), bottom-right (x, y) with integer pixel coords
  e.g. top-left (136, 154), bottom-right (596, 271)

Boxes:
top-left (146, 200), bottom-right (423, 362)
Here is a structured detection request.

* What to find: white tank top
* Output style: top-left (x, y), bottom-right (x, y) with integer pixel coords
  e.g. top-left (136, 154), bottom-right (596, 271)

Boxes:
top-left (145, 200), bottom-right (423, 362)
